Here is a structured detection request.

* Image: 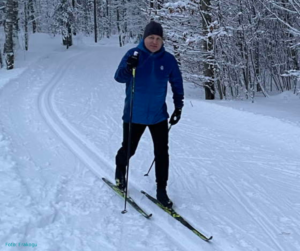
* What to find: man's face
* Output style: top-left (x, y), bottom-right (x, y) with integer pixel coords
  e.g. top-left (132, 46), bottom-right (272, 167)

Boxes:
top-left (144, 35), bottom-right (163, 53)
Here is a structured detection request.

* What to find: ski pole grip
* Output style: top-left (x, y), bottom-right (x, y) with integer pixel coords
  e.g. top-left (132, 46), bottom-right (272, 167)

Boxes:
top-left (132, 51), bottom-right (139, 77)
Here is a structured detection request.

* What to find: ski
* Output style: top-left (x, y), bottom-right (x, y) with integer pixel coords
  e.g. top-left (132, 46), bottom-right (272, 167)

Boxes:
top-left (102, 178), bottom-right (152, 219)
top-left (141, 190), bottom-right (213, 241)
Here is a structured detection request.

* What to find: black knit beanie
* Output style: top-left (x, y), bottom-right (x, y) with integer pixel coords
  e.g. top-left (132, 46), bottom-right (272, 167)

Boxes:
top-left (143, 21), bottom-right (163, 39)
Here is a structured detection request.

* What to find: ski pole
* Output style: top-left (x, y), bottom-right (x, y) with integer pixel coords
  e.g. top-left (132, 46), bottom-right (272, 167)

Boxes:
top-left (144, 125), bottom-right (172, 177)
top-left (122, 51), bottom-right (139, 214)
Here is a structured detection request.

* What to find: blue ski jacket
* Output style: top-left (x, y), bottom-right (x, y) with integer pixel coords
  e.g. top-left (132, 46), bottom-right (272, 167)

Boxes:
top-left (114, 40), bottom-right (184, 125)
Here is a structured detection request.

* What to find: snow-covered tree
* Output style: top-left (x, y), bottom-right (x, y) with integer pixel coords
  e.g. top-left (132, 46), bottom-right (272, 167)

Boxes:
top-left (1, 0), bottom-right (299, 98)
top-left (4, 0), bottom-right (16, 69)
top-left (158, 0), bottom-right (216, 99)
top-left (50, 0), bottom-right (75, 48)
top-left (28, 0), bottom-right (37, 33)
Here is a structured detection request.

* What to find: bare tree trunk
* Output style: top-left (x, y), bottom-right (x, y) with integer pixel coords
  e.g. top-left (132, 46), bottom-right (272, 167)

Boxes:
top-left (105, 0), bottom-right (111, 38)
top-left (72, 0), bottom-right (77, 35)
top-left (122, 0), bottom-right (126, 45)
top-left (94, 0), bottom-right (98, 43)
top-left (150, 0), bottom-right (154, 17)
top-left (24, 3), bottom-right (29, 51)
top-left (254, 43), bottom-right (261, 92)
top-left (28, 0), bottom-right (37, 33)
top-left (0, 45), bottom-right (3, 68)
top-left (116, 5), bottom-right (122, 47)
top-left (4, 0), bottom-right (15, 70)
top-left (157, 0), bottom-right (164, 10)
top-left (61, 0), bottom-right (73, 49)
top-left (13, 0), bottom-right (18, 34)
top-left (201, 0), bottom-right (215, 100)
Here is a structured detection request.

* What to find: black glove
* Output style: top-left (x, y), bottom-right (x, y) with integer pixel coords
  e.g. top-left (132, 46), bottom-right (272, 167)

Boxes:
top-left (126, 54), bottom-right (139, 71)
top-left (169, 108), bottom-right (182, 125)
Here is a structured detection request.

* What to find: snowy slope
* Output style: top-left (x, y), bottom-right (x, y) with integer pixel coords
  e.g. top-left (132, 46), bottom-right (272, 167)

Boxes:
top-left (0, 34), bottom-right (300, 251)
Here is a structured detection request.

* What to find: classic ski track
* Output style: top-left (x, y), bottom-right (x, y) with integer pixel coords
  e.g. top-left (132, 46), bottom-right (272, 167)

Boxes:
top-left (36, 51), bottom-right (200, 251)
top-left (174, 116), bottom-right (300, 250)
top-left (211, 175), bottom-right (285, 251)
top-left (38, 52), bottom-right (110, 179)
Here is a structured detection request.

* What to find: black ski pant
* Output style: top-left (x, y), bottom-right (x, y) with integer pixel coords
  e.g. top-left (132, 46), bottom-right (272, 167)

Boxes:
top-left (115, 120), bottom-right (169, 189)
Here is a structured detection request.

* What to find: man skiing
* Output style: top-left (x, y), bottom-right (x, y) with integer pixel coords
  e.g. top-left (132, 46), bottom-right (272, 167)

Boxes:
top-left (114, 21), bottom-right (184, 208)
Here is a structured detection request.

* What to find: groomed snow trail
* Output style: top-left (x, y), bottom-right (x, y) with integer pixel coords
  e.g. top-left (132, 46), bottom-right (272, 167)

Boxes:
top-left (0, 45), bottom-right (205, 251)
top-left (1, 38), bottom-right (300, 251)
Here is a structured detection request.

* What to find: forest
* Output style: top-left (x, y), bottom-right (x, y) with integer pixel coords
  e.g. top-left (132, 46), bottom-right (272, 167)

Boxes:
top-left (1, 0), bottom-right (300, 100)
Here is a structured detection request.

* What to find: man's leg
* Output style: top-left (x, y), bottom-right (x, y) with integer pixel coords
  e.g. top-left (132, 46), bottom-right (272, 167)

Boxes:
top-left (149, 120), bottom-right (172, 207)
top-left (115, 122), bottom-right (146, 189)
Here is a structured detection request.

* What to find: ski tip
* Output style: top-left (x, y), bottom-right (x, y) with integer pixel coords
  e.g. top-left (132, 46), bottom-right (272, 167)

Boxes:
top-left (205, 236), bottom-right (213, 242)
top-left (141, 190), bottom-right (146, 194)
top-left (146, 213), bottom-right (153, 219)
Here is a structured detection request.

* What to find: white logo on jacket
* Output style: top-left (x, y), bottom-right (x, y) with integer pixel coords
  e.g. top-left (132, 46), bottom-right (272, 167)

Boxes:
top-left (160, 65), bottom-right (164, 70)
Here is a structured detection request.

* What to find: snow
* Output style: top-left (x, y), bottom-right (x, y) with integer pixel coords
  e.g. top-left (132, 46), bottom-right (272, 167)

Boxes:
top-left (0, 33), bottom-right (300, 251)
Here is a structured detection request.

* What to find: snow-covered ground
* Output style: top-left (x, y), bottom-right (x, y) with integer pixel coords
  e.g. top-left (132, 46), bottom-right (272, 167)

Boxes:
top-left (1, 34), bottom-right (300, 251)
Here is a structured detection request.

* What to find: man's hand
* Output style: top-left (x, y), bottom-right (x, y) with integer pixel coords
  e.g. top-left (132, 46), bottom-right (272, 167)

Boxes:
top-left (126, 54), bottom-right (139, 70)
top-left (169, 108), bottom-right (182, 125)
